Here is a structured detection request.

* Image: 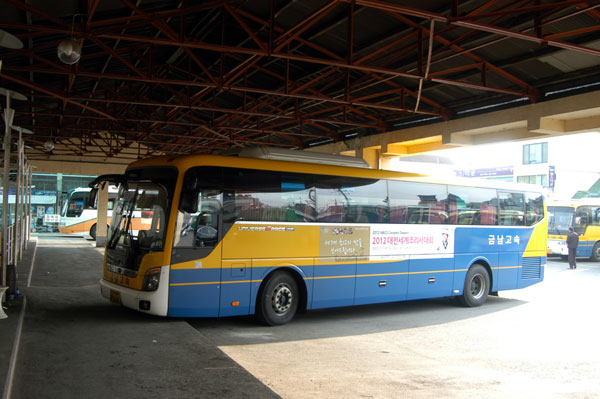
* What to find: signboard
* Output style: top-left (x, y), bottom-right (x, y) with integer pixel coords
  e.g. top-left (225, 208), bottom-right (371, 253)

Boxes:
top-left (319, 225), bottom-right (455, 261)
top-left (455, 167), bottom-right (513, 178)
top-left (43, 214), bottom-right (60, 224)
top-left (548, 165), bottom-right (556, 188)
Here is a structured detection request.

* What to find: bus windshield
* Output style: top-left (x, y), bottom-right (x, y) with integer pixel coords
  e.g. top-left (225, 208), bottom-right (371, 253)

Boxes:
top-left (547, 206), bottom-right (574, 235)
top-left (108, 182), bottom-right (169, 254)
top-left (61, 189), bottom-right (90, 218)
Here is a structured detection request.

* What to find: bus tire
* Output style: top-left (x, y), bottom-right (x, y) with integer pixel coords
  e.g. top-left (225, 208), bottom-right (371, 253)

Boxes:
top-left (592, 242), bottom-right (600, 262)
top-left (457, 264), bottom-right (490, 307)
top-left (90, 224), bottom-right (97, 240)
top-left (256, 271), bottom-right (299, 326)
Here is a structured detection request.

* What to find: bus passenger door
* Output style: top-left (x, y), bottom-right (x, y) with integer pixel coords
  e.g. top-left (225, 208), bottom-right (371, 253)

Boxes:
top-left (575, 208), bottom-right (591, 257)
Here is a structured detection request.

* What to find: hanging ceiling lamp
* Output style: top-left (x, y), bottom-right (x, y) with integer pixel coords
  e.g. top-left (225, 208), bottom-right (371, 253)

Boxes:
top-left (57, 38), bottom-right (81, 64)
top-left (44, 140), bottom-right (55, 152)
top-left (57, 15), bottom-right (83, 64)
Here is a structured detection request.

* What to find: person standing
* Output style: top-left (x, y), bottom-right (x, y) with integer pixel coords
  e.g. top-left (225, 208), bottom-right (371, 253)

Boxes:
top-left (566, 227), bottom-right (579, 269)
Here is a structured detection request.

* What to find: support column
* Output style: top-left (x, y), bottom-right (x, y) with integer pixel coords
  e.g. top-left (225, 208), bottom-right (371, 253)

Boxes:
top-left (55, 173), bottom-right (62, 219)
top-left (96, 183), bottom-right (108, 247)
top-left (2, 96), bottom-right (14, 287)
top-left (26, 164), bottom-right (31, 246)
top-left (14, 129), bottom-right (21, 264)
top-left (380, 155), bottom-right (394, 171)
top-left (358, 147), bottom-right (380, 169)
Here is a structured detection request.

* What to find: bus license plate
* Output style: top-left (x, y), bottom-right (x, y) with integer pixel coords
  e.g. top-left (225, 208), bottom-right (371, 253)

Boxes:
top-left (110, 289), bottom-right (121, 304)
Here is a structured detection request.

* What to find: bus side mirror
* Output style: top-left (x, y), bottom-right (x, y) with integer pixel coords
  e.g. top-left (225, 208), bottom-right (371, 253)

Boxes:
top-left (180, 190), bottom-right (198, 214)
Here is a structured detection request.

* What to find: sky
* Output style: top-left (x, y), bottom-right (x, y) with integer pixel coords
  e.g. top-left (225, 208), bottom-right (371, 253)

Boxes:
top-left (390, 132), bottom-right (600, 199)
top-left (398, 131), bottom-right (600, 170)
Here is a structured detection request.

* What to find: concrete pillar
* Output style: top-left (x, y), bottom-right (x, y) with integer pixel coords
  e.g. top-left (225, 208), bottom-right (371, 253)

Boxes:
top-left (14, 131), bottom-right (21, 264)
top-left (56, 173), bottom-right (62, 217)
top-left (358, 147), bottom-right (380, 169)
top-left (26, 165), bottom-right (31, 246)
top-left (380, 156), bottom-right (394, 170)
top-left (96, 184), bottom-right (108, 247)
top-left (2, 99), bottom-right (14, 287)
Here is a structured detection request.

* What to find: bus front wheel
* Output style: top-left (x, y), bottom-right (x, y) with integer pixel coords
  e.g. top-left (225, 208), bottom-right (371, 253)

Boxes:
top-left (90, 224), bottom-right (97, 240)
top-left (457, 264), bottom-right (490, 307)
top-left (256, 271), bottom-right (299, 326)
top-left (592, 242), bottom-right (600, 262)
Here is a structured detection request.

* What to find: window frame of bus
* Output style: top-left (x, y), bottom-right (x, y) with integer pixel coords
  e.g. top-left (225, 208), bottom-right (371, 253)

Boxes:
top-left (172, 166), bottom-right (546, 263)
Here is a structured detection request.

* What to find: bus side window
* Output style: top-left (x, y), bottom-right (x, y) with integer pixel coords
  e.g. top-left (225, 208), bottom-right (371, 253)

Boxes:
top-left (575, 207), bottom-right (591, 235)
top-left (498, 191), bottom-right (524, 226)
top-left (389, 181), bottom-right (447, 225)
top-left (194, 193), bottom-right (221, 247)
top-left (525, 192), bottom-right (544, 226)
top-left (174, 190), bottom-right (221, 248)
top-left (449, 187), bottom-right (498, 225)
top-left (594, 208), bottom-right (600, 225)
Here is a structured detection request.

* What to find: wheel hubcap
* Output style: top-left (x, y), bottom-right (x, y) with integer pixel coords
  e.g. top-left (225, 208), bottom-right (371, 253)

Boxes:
top-left (271, 283), bottom-right (293, 314)
top-left (470, 275), bottom-right (485, 299)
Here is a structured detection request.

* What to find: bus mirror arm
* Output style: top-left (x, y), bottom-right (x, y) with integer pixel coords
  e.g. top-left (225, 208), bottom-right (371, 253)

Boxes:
top-left (89, 174), bottom-right (126, 189)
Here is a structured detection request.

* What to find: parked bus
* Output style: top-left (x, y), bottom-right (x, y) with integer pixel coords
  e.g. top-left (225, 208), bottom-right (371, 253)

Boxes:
top-left (94, 148), bottom-right (547, 325)
top-left (547, 199), bottom-right (600, 261)
top-left (59, 187), bottom-right (116, 239)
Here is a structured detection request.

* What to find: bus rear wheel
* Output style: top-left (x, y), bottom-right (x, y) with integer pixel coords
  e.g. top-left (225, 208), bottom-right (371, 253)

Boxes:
top-left (592, 242), bottom-right (600, 262)
top-left (256, 271), bottom-right (299, 326)
top-left (90, 224), bottom-right (97, 240)
top-left (457, 264), bottom-right (490, 307)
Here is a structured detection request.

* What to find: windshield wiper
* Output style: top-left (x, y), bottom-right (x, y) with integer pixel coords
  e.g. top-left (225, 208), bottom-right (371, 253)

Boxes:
top-left (107, 191), bottom-right (137, 249)
top-left (107, 221), bottom-right (123, 249)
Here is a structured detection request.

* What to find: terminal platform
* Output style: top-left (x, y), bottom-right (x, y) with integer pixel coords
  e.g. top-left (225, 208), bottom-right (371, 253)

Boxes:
top-left (1, 234), bottom-right (279, 399)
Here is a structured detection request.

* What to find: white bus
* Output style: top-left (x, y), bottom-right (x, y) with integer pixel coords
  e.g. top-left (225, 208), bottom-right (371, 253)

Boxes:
top-left (59, 187), bottom-right (116, 239)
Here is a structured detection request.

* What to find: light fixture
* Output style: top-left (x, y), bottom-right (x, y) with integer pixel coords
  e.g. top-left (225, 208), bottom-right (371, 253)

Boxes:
top-left (0, 88), bottom-right (27, 102)
top-left (0, 29), bottom-right (23, 49)
top-left (57, 38), bottom-right (81, 64)
top-left (44, 140), bottom-right (55, 152)
top-left (57, 15), bottom-right (84, 65)
top-left (10, 125), bottom-right (33, 134)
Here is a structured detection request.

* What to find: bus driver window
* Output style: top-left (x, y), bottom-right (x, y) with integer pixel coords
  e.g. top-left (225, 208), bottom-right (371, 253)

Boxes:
top-left (174, 190), bottom-right (221, 248)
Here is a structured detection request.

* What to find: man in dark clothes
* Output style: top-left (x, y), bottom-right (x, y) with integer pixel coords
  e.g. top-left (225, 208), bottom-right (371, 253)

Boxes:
top-left (566, 227), bottom-right (579, 269)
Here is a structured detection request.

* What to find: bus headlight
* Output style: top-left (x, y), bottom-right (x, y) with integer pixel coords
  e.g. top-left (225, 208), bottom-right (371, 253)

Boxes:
top-left (142, 267), bottom-right (161, 291)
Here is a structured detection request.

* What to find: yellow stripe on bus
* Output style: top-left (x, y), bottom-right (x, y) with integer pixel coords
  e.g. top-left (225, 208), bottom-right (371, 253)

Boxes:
top-left (169, 266), bottom-right (518, 286)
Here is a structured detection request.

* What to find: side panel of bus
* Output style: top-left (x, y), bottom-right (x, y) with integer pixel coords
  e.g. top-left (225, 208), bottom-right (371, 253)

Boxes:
top-left (208, 222), bottom-right (545, 318)
top-left (577, 225), bottom-right (600, 258)
top-left (59, 209), bottom-right (98, 234)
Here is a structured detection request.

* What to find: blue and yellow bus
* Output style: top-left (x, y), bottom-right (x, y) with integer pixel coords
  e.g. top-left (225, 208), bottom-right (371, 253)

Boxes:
top-left (547, 199), bottom-right (600, 261)
top-left (95, 148), bottom-right (546, 325)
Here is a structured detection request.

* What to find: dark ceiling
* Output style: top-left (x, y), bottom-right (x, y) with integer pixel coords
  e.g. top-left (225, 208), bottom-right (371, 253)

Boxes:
top-left (1, 0), bottom-right (600, 162)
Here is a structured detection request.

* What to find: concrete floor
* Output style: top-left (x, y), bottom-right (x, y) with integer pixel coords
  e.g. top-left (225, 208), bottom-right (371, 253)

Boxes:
top-left (190, 260), bottom-right (600, 399)
top-left (2, 234), bottom-right (278, 399)
top-left (3, 234), bottom-right (599, 398)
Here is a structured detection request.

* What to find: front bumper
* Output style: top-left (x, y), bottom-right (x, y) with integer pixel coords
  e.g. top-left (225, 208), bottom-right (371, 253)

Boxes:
top-left (100, 266), bottom-right (170, 316)
top-left (547, 239), bottom-right (568, 256)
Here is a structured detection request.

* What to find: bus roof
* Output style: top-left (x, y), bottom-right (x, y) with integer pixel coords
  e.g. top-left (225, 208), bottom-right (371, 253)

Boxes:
top-left (127, 152), bottom-right (543, 193)
top-left (68, 186), bottom-right (119, 195)
top-left (548, 198), bottom-right (600, 208)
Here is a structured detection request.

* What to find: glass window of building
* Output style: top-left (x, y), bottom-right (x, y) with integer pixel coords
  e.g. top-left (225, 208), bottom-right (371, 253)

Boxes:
top-left (517, 175), bottom-right (548, 187)
top-left (523, 142), bottom-right (548, 164)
